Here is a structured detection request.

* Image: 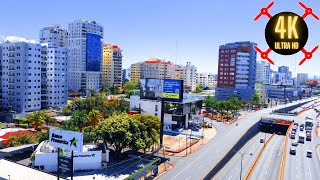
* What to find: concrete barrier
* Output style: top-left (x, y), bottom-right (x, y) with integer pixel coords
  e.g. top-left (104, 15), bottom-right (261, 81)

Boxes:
top-left (278, 123), bottom-right (293, 180)
top-left (203, 121), bottom-right (261, 180)
top-left (244, 133), bottom-right (275, 180)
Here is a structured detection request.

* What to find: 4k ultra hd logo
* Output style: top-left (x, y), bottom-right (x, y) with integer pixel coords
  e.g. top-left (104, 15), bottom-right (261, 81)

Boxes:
top-left (254, 1), bottom-right (319, 65)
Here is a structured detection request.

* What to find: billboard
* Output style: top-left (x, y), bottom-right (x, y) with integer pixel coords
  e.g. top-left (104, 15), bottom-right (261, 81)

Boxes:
top-left (191, 115), bottom-right (204, 124)
top-left (306, 79), bottom-right (318, 86)
top-left (140, 79), bottom-right (183, 102)
top-left (49, 128), bottom-right (84, 152)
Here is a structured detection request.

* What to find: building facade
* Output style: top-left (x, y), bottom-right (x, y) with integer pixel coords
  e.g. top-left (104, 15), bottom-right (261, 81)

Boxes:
top-left (140, 58), bottom-right (175, 80)
top-left (297, 73), bottom-right (308, 85)
top-left (39, 25), bottom-right (68, 48)
top-left (196, 72), bottom-right (217, 90)
top-left (102, 44), bottom-right (123, 89)
top-left (215, 41), bottom-right (257, 101)
top-left (174, 62), bottom-right (197, 92)
top-left (122, 68), bottom-right (131, 82)
top-left (67, 20), bottom-right (103, 93)
top-left (130, 62), bottom-right (141, 85)
top-left (256, 61), bottom-right (271, 85)
top-left (40, 46), bottom-right (68, 109)
top-left (1, 41), bottom-right (42, 113)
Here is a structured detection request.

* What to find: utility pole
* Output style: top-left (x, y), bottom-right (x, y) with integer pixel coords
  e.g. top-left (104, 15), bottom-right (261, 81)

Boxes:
top-left (234, 151), bottom-right (252, 180)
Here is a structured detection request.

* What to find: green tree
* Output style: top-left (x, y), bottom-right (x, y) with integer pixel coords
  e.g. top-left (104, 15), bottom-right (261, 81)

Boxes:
top-left (123, 81), bottom-right (138, 91)
top-left (37, 131), bottom-right (49, 143)
top-left (26, 110), bottom-right (48, 131)
top-left (252, 91), bottom-right (260, 105)
top-left (204, 96), bottom-right (215, 112)
top-left (109, 85), bottom-right (118, 94)
top-left (89, 88), bottom-right (96, 96)
top-left (95, 113), bottom-right (134, 158)
top-left (62, 111), bottom-right (88, 132)
top-left (193, 84), bottom-right (204, 93)
top-left (132, 114), bottom-right (160, 153)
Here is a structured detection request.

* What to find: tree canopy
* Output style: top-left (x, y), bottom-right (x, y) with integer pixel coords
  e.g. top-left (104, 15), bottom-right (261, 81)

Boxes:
top-left (193, 84), bottom-right (204, 93)
top-left (252, 91), bottom-right (261, 105)
top-left (26, 110), bottom-right (49, 131)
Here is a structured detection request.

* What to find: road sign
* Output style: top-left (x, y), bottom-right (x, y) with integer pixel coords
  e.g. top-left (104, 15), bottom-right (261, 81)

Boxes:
top-left (58, 155), bottom-right (73, 178)
top-left (49, 128), bottom-right (83, 152)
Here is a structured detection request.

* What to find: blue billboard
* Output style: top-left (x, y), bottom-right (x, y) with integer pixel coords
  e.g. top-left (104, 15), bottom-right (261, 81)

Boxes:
top-left (140, 79), bottom-right (183, 102)
top-left (86, 33), bottom-right (102, 71)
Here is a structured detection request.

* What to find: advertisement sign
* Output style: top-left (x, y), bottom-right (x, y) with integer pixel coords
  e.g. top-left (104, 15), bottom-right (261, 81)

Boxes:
top-left (191, 115), bottom-right (204, 124)
top-left (140, 79), bottom-right (183, 102)
top-left (49, 128), bottom-right (83, 152)
top-left (58, 156), bottom-right (73, 178)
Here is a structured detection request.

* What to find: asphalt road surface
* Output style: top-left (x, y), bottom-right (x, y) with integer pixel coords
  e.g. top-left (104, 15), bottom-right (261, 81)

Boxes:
top-left (159, 98), bottom-right (317, 180)
top-left (213, 133), bottom-right (271, 180)
top-left (284, 108), bottom-right (320, 180)
top-left (249, 134), bottom-right (285, 180)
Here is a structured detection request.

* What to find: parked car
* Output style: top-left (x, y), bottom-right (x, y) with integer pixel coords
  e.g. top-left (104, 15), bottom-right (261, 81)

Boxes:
top-left (290, 133), bottom-right (296, 139)
top-left (300, 124), bottom-right (305, 128)
top-left (292, 140), bottom-right (298, 146)
top-left (306, 150), bottom-right (312, 158)
top-left (208, 123), bottom-right (213, 128)
top-left (290, 148), bottom-right (296, 155)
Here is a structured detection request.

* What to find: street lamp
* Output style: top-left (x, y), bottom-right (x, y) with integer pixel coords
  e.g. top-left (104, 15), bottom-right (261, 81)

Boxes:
top-left (234, 150), bottom-right (253, 180)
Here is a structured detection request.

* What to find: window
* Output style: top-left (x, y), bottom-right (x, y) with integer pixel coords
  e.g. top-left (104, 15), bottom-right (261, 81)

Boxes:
top-left (155, 105), bottom-right (158, 111)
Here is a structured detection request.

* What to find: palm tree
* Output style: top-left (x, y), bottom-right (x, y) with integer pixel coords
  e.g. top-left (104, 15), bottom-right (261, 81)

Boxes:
top-left (88, 109), bottom-right (103, 128)
top-left (26, 110), bottom-right (47, 131)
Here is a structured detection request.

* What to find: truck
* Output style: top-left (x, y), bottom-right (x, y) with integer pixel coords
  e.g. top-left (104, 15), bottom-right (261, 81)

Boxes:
top-left (298, 132), bottom-right (305, 143)
top-left (305, 119), bottom-right (313, 130)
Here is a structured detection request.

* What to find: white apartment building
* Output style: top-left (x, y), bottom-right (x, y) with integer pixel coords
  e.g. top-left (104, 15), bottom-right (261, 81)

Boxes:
top-left (297, 73), bottom-right (308, 85)
top-left (102, 44), bottom-right (123, 89)
top-left (175, 62), bottom-right (197, 92)
top-left (271, 71), bottom-right (290, 85)
top-left (1, 41), bottom-right (42, 113)
top-left (39, 25), bottom-right (68, 48)
top-left (40, 45), bottom-right (68, 109)
top-left (140, 58), bottom-right (175, 80)
top-left (68, 20), bottom-right (103, 93)
top-left (196, 72), bottom-right (216, 90)
top-left (256, 61), bottom-right (271, 85)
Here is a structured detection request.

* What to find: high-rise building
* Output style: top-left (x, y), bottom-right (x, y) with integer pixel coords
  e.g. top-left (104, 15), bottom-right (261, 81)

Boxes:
top-left (40, 45), bottom-right (68, 109)
top-left (122, 68), bottom-right (131, 82)
top-left (256, 61), bottom-right (271, 85)
top-left (297, 73), bottom-right (308, 85)
top-left (40, 25), bottom-right (68, 48)
top-left (278, 66), bottom-right (292, 79)
top-left (1, 41), bottom-right (42, 113)
top-left (174, 62), bottom-right (197, 92)
top-left (102, 44), bottom-right (123, 89)
top-left (215, 41), bottom-right (257, 100)
top-left (67, 20), bottom-right (103, 93)
top-left (196, 72), bottom-right (217, 90)
top-left (130, 62), bottom-right (142, 85)
top-left (140, 58), bottom-right (175, 80)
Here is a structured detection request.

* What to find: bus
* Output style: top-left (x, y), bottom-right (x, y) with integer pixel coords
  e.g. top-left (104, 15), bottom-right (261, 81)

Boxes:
top-left (298, 132), bottom-right (305, 143)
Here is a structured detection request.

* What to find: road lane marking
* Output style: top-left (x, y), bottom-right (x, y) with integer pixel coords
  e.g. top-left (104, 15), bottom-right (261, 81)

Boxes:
top-left (307, 159), bottom-right (312, 180)
top-left (186, 176), bottom-right (191, 180)
top-left (170, 148), bottom-right (209, 180)
top-left (228, 175), bottom-right (233, 179)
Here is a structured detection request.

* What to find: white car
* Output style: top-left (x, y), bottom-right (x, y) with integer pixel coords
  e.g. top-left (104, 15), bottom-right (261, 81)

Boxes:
top-left (306, 150), bottom-right (312, 158)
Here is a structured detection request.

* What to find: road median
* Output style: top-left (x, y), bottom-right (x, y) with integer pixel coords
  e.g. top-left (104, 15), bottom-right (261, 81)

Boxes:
top-left (244, 133), bottom-right (275, 180)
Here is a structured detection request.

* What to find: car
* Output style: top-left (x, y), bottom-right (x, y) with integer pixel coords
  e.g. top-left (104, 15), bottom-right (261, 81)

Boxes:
top-left (290, 148), bottom-right (296, 155)
top-left (292, 141), bottom-right (298, 146)
top-left (300, 126), bottom-right (304, 131)
top-left (290, 133), bottom-right (296, 139)
top-left (294, 122), bottom-right (299, 126)
top-left (208, 123), bottom-right (212, 128)
top-left (306, 150), bottom-right (312, 158)
top-left (300, 124), bottom-right (305, 128)
top-left (260, 138), bottom-right (265, 143)
top-left (306, 126), bottom-right (312, 131)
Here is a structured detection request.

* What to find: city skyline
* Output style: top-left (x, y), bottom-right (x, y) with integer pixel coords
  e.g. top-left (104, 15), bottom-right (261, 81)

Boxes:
top-left (1, 0), bottom-right (320, 77)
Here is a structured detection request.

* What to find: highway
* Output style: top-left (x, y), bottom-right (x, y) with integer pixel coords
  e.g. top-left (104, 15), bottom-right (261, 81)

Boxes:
top-left (213, 133), bottom-right (271, 180)
top-left (159, 98), bottom-right (317, 180)
top-left (284, 108), bottom-right (320, 180)
top-left (249, 134), bottom-right (285, 180)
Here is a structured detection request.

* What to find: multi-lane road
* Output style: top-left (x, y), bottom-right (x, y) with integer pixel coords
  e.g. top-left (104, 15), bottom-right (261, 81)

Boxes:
top-left (284, 108), bottom-right (320, 180)
top-left (213, 133), bottom-right (271, 180)
top-left (159, 98), bottom-right (317, 180)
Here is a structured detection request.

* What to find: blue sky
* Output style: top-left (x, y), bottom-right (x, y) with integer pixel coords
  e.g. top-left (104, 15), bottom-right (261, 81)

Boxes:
top-left (1, 0), bottom-right (319, 77)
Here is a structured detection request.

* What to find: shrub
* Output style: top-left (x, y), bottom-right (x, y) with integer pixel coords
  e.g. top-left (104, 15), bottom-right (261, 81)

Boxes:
top-left (37, 131), bottom-right (49, 143)
top-left (3, 131), bottom-right (37, 147)
top-left (17, 123), bottom-right (29, 129)
top-left (14, 118), bottom-right (29, 124)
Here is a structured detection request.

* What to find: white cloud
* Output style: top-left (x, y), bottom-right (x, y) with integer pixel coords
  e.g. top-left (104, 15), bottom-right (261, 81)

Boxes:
top-left (0, 36), bottom-right (36, 44)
